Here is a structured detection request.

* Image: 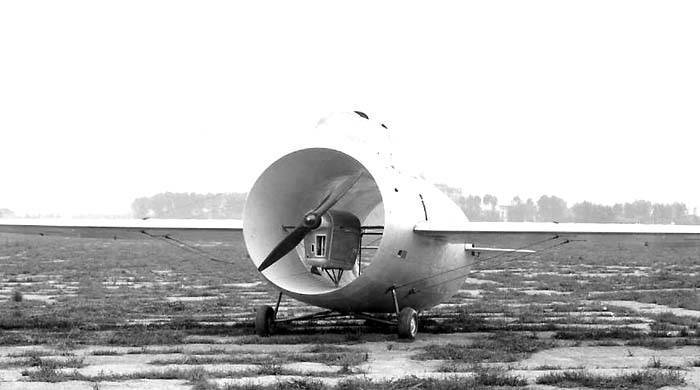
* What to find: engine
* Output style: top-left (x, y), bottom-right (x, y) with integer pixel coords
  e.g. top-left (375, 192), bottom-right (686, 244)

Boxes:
top-left (302, 210), bottom-right (361, 270)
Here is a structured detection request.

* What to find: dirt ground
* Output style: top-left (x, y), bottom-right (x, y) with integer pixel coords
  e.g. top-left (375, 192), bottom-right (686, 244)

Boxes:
top-left (0, 232), bottom-right (698, 389)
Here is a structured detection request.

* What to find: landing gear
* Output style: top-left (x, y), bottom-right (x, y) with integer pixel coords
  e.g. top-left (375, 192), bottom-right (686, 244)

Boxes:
top-left (397, 307), bottom-right (418, 339)
top-left (253, 290), bottom-right (419, 340)
top-left (388, 286), bottom-right (419, 339)
top-left (255, 292), bottom-right (283, 337)
top-left (255, 305), bottom-right (275, 336)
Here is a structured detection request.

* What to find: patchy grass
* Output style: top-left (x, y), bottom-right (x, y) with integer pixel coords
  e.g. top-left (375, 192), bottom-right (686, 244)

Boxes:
top-left (0, 232), bottom-right (258, 339)
top-left (435, 365), bottom-right (528, 386)
top-left (594, 290), bottom-right (700, 311)
top-left (21, 366), bottom-right (64, 383)
top-left (627, 337), bottom-right (699, 349)
top-left (420, 310), bottom-right (494, 333)
top-left (198, 378), bottom-right (325, 390)
top-left (256, 362), bottom-right (286, 376)
top-left (127, 346), bottom-right (184, 354)
top-left (472, 366), bottom-right (527, 387)
top-left (415, 332), bottom-right (555, 363)
top-left (0, 315), bottom-right (85, 331)
top-left (276, 379), bottom-right (325, 390)
top-left (190, 347), bottom-right (228, 355)
top-left (23, 367), bottom-right (207, 382)
top-left (646, 356), bottom-right (686, 370)
top-left (2, 232), bottom-right (700, 388)
top-left (7, 349), bottom-right (65, 358)
top-left (18, 355), bottom-right (85, 381)
top-left (536, 369), bottom-right (685, 389)
top-left (234, 332), bottom-right (393, 345)
top-left (590, 340), bottom-right (623, 347)
top-left (297, 351), bottom-right (368, 367)
top-left (151, 351), bottom-right (366, 367)
top-left (3, 355), bottom-right (84, 370)
top-left (90, 349), bottom-right (122, 355)
top-left (304, 344), bottom-right (354, 353)
top-left (1, 231), bottom-right (698, 341)
top-left (337, 373), bottom-right (526, 389)
top-left (554, 327), bottom-right (645, 340)
top-left (534, 364), bottom-right (563, 370)
top-left (27, 356), bottom-right (84, 368)
top-left (103, 329), bottom-right (188, 346)
top-left (150, 354), bottom-right (274, 365)
top-left (21, 365), bottom-right (340, 383)
top-left (437, 361), bottom-right (462, 372)
top-left (649, 312), bottom-right (699, 329)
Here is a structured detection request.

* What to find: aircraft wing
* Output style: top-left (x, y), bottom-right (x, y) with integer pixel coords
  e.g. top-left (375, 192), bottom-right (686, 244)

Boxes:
top-left (414, 221), bottom-right (700, 248)
top-left (0, 218), bottom-right (242, 241)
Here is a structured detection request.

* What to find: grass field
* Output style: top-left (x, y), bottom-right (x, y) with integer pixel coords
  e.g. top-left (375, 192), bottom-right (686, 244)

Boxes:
top-left (0, 232), bottom-right (698, 389)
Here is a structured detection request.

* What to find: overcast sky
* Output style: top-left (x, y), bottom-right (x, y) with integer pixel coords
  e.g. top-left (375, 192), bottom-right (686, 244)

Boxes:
top-left (1, 1), bottom-right (698, 217)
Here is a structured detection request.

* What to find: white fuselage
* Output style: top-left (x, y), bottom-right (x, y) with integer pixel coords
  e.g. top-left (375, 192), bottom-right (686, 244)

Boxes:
top-left (243, 113), bottom-right (473, 313)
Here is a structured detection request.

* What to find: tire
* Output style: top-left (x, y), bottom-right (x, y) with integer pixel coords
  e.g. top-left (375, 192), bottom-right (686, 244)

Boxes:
top-left (397, 307), bottom-right (418, 339)
top-left (255, 305), bottom-right (275, 337)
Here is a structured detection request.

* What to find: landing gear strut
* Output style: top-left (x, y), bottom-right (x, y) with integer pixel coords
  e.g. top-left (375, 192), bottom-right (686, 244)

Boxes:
top-left (253, 290), bottom-right (419, 339)
top-left (254, 292), bottom-right (283, 337)
top-left (389, 286), bottom-right (418, 339)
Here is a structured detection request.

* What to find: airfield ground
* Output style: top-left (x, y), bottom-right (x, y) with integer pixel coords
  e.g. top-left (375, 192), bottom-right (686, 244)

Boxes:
top-left (0, 232), bottom-right (698, 389)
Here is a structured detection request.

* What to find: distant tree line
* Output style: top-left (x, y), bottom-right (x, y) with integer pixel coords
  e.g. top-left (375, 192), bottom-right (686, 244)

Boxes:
top-left (131, 192), bottom-right (246, 219)
top-left (435, 184), bottom-right (700, 224)
top-left (0, 208), bottom-right (15, 218)
top-left (132, 189), bottom-right (699, 225)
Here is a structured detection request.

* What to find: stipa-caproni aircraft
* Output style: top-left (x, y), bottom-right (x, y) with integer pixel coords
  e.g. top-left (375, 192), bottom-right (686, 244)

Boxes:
top-left (2, 111), bottom-right (700, 339)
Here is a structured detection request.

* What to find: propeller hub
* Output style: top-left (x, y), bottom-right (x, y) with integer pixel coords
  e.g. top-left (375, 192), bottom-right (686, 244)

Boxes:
top-left (303, 213), bottom-right (322, 229)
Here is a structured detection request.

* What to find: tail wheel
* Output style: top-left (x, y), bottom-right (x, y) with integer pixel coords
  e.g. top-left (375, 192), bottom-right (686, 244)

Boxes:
top-left (397, 307), bottom-right (418, 339)
top-left (255, 305), bottom-right (275, 337)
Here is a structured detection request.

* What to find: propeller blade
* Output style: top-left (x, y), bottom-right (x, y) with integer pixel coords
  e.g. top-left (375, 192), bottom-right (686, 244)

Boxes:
top-left (311, 172), bottom-right (363, 217)
top-left (258, 225), bottom-right (311, 272)
top-left (257, 171), bottom-right (363, 273)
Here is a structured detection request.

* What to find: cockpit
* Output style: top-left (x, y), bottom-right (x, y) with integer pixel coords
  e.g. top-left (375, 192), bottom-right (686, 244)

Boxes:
top-left (282, 209), bottom-right (382, 286)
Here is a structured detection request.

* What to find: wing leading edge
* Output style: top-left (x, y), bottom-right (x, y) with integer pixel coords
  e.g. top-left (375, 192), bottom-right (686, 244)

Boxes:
top-left (0, 218), bottom-right (242, 241)
top-left (415, 221), bottom-right (700, 237)
top-left (414, 221), bottom-right (700, 247)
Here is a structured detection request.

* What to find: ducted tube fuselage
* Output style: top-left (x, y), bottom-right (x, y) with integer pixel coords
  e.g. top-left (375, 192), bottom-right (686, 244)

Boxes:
top-left (243, 114), bottom-right (471, 313)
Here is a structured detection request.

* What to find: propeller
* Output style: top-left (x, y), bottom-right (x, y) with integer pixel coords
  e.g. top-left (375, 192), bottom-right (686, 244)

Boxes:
top-left (257, 172), bottom-right (363, 272)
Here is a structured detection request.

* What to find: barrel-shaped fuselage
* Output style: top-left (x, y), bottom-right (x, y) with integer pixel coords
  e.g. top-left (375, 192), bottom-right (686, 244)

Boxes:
top-left (243, 115), bottom-right (472, 313)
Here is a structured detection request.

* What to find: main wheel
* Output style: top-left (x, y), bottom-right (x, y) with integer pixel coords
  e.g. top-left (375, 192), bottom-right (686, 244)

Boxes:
top-left (397, 307), bottom-right (418, 339)
top-left (255, 305), bottom-right (275, 337)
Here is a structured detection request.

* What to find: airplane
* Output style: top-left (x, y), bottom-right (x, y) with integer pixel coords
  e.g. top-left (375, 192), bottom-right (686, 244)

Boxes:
top-left (2, 111), bottom-right (700, 340)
